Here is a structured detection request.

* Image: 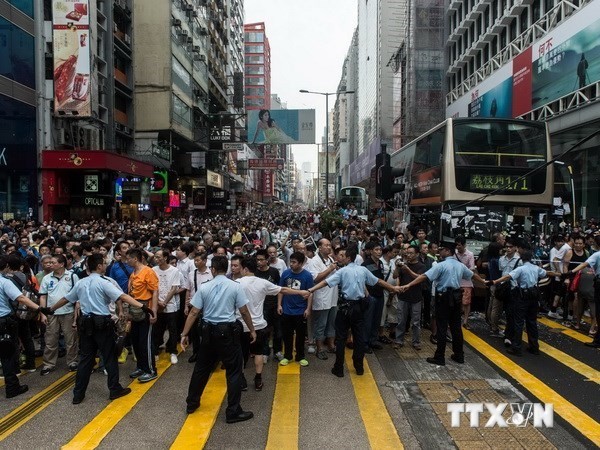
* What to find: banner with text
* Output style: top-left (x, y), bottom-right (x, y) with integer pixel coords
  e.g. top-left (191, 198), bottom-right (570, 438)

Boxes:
top-left (248, 109), bottom-right (315, 144)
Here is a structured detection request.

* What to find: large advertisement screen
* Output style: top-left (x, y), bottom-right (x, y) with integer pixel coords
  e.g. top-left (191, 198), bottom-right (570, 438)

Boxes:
top-left (446, 1), bottom-right (600, 119)
top-left (52, 0), bottom-right (91, 116)
top-left (248, 109), bottom-right (315, 144)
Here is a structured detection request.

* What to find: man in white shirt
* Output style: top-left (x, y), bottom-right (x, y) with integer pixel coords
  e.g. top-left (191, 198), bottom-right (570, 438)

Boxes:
top-left (152, 250), bottom-right (183, 364)
top-left (237, 257), bottom-right (303, 391)
top-left (39, 255), bottom-right (79, 375)
top-left (267, 244), bottom-right (287, 275)
top-left (308, 239), bottom-right (339, 359)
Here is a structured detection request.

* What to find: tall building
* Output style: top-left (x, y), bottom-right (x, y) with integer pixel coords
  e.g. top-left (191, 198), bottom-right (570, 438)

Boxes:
top-left (445, 0), bottom-right (600, 220)
top-left (243, 22), bottom-right (270, 110)
top-left (0, 1), bottom-right (37, 219)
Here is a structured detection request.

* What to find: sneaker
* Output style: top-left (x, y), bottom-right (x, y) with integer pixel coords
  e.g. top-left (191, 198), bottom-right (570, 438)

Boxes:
top-left (316, 350), bottom-right (328, 360)
top-left (170, 354), bottom-right (178, 364)
top-left (307, 345), bottom-right (316, 354)
top-left (254, 377), bottom-right (263, 391)
top-left (40, 367), bottom-right (55, 376)
top-left (129, 368), bottom-right (144, 379)
top-left (118, 348), bottom-right (129, 364)
top-left (298, 359), bottom-right (309, 367)
top-left (279, 358), bottom-right (291, 366)
top-left (68, 364), bottom-right (78, 372)
top-left (504, 338), bottom-right (512, 348)
top-left (138, 372), bottom-right (158, 383)
top-left (547, 311), bottom-right (561, 319)
top-left (275, 352), bottom-right (284, 362)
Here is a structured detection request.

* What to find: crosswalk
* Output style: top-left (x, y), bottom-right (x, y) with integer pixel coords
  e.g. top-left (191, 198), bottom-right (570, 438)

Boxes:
top-left (0, 316), bottom-right (597, 449)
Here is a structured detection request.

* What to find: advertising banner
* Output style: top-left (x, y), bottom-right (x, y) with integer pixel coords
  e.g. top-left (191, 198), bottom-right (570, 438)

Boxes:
top-left (262, 170), bottom-right (273, 196)
top-left (248, 109), bottom-right (315, 144)
top-left (207, 170), bottom-right (223, 189)
top-left (150, 170), bottom-right (168, 194)
top-left (248, 158), bottom-right (285, 170)
top-left (52, 0), bottom-right (91, 116)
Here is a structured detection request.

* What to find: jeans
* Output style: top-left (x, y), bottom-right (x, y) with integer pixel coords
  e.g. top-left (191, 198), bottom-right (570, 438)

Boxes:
top-left (395, 300), bottom-right (422, 345)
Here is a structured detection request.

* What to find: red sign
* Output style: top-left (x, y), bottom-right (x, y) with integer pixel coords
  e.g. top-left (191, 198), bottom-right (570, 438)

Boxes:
top-left (42, 150), bottom-right (154, 177)
top-left (262, 170), bottom-right (273, 195)
top-left (249, 159), bottom-right (284, 170)
top-left (512, 46), bottom-right (532, 117)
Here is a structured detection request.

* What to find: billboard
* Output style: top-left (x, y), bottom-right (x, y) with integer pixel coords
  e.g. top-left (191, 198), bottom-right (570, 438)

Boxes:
top-left (446, 1), bottom-right (600, 119)
top-left (52, 0), bottom-right (91, 116)
top-left (248, 109), bottom-right (315, 144)
top-left (248, 159), bottom-right (284, 170)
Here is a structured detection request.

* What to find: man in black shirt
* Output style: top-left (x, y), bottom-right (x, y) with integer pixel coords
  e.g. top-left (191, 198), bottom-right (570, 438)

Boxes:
top-left (362, 241), bottom-right (385, 353)
top-left (394, 246), bottom-right (426, 349)
top-left (254, 249), bottom-right (282, 362)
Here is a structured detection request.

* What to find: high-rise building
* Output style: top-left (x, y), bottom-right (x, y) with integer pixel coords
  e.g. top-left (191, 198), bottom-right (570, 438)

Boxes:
top-left (244, 22), bottom-right (270, 110)
top-left (445, 0), bottom-right (600, 220)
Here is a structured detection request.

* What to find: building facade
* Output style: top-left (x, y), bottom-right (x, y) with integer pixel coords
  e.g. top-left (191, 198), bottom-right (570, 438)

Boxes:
top-left (243, 22), bottom-right (270, 110)
top-left (445, 0), bottom-right (600, 222)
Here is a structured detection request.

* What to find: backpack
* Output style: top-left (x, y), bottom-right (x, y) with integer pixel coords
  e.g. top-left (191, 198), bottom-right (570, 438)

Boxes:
top-left (3, 273), bottom-right (40, 320)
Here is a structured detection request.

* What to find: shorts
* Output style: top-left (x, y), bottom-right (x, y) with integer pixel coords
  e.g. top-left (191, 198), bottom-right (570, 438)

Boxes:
top-left (245, 328), bottom-right (267, 355)
top-left (551, 279), bottom-right (566, 297)
top-left (461, 287), bottom-right (473, 306)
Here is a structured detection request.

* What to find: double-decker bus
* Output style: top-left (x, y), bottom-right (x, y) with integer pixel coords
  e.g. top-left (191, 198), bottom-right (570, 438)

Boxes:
top-left (338, 186), bottom-right (369, 220)
top-left (389, 118), bottom-right (553, 255)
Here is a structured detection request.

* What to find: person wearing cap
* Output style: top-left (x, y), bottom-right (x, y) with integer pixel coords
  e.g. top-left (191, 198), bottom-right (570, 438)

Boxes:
top-left (398, 241), bottom-right (486, 365)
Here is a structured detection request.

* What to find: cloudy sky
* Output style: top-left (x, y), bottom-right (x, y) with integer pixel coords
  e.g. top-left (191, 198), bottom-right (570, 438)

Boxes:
top-left (244, 0), bottom-right (359, 175)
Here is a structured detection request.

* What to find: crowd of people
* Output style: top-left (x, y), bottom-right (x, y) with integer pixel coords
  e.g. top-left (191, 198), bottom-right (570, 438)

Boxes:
top-left (0, 211), bottom-right (598, 422)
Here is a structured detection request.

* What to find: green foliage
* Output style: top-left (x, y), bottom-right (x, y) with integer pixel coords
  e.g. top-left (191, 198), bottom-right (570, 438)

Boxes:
top-left (319, 210), bottom-right (344, 237)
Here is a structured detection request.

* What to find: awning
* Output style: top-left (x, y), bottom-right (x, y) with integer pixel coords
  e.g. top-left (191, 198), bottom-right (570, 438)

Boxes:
top-left (42, 150), bottom-right (154, 177)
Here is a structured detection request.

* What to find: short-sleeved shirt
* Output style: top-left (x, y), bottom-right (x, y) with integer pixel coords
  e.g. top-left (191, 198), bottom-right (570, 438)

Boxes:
top-left (509, 262), bottom-right (547, 289)
top-left (255, 267), bottom-right (281, 306)
top-left (0, 276), bottom-right (23, 317)
top-left (128, 266), bottom-right (159, 301)
top-left (308, 254), bottom-right (338, 310)
top-left (279, 269), bottom-right (314, 315)
top-left (454, 250), bottom-right (475, 288)
top-left (190, 274), bottom-right (248, 324)
top-left (326, 262), bottom-right (379, 301)
top-left (424, 257), bottom-right (473, 292)
top-left (585, 251), bottom-right (600, 277)
top-left (236, 276), bottom-right (280, 331)
top-left (39, 270), bottom-right (79, 315)
top-left (153, 265), bottom-right (182, 313)
top-left (108, 260), bottom-right (133, 293)
top-left (64, 273), bottom-right (124, 315)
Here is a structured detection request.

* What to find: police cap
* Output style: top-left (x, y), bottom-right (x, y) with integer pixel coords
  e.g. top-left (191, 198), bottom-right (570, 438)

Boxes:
top-left (438, 241), bottom-right (456, 252)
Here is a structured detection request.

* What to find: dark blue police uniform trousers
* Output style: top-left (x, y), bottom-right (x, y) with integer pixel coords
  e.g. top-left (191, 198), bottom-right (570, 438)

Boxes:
top-left (186, 322), bottom-right (244, 419)
top-left (509, 287), bottom-right (539, 352)
top-left (434, 290), bottom-right (464, 361)
top-left (74, 319), bottom-right (124, 398)
top-left (0, 316), bottom-right (23, 397)
top-left (334, 301), bottom-right (366, 371)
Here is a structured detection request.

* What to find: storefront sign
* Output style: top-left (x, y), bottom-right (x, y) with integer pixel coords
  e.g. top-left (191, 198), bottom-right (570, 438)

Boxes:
top-left (150, 170), bottom-right (168, 194)
top-left (52, 0), bottom-right (91, 116)
top-left (248, 158), bottom-right (285, 170)
top-left (207, 170), bottom-right (223, 189)
top-left (84, 197), bottom-right (104, 206)
top-left (84, 174), bottom-right (98, 192)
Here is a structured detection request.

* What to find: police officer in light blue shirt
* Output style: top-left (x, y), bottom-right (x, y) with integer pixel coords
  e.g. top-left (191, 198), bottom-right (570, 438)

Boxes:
top-left (568, 248), bottom-right (600, 348)
top-left (400, 241), bottom-right (486, 366)
top-left (308, 246), bottom-right (401, 378)
top-left (180, 256), bottom-right (256, 423)
top-left (492, 250), bottom-right (560, 356)
top-left (0, 263), bottom-right (49, 399)
top-left (50, 253), bottom-right (153, 404)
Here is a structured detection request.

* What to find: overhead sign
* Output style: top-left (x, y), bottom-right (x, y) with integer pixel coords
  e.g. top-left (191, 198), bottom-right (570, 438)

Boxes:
top-left (248, 158), bottom-right (285, 170)
top-left (52, 0), bottom-right (91, 116)
top-left (223, 143), bottom-right (244, 151)
top-left (248, 109), bottom-right (316, 144)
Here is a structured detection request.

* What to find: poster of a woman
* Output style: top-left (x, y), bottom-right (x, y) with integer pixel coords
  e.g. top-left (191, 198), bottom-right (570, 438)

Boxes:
top-left (251, 109), bottom-right (294, 144)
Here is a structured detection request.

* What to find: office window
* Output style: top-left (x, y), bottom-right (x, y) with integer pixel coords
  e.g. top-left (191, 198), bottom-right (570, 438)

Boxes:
top-left (246, 44), bottom-right (264, 53)
top-left (244, 31), bottom-right (264, 43)
top-left (0, 17), bottom-right (35, 89)
top-left (245, 65), bottom-right (264, 75)
top-left (8, 0), bottom-right (33, 18)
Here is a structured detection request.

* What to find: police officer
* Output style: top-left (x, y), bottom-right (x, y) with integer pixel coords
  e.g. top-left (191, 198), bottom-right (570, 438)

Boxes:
top-left (490, 250), bottom-right (559, 356)
top-left (399, 241), bottom-right (486, 366)
top-left (49, 253), bottom-right (154, 404)
top-left (307, 246), bottom-right (402, 377)
top-left (0, 256), bottom-right (52, 398)
top-left (180, 256), bottom-right (256, 423)
top-left (565, 243), bottom-right (600, 348)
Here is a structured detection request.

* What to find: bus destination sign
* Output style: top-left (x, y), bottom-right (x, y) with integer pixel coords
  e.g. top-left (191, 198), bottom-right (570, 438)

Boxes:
top-left (469, 174), bottom-right (532, 192)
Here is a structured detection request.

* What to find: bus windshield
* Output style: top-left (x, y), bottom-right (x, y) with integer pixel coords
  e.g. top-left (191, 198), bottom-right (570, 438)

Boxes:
top-left (339, 186), bottom-right (368, 218)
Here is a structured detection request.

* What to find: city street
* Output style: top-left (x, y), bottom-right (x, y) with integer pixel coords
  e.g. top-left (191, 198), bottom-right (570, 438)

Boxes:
top-left (0, 315), bottom-right (597, 449)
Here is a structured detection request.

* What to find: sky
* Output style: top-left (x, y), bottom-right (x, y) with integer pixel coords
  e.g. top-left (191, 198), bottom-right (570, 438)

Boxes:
top-left (244, 0), bottom-right (358, 181)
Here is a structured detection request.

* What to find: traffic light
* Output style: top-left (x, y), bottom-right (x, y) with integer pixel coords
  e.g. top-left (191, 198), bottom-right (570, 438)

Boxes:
top-left (376, 153), bottom-right (405, 200)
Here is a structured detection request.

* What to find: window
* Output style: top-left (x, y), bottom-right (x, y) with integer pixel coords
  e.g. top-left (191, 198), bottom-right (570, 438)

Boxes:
top-left (245, 65), bottom-right (264, 75)
top-left (8, 0), bottom-right (33, 18)
top-left (0, 17), bottom-right (35, 89)
top-left (246, 97), bottom-right (264, 107)
top-left (245, 55), bottom-right (264, 64)
top-left (244, 31), bottom-right (264, 43)
top-left (172, 94), bottom-right (192, 129)
top-left (414, 127), bottom-right (444, 171)
top-left (246, 76), bottom-right (264, 86)
top-left (172, 58), bottom-right (192, 97)
top-left (245, 44), bottom-right (264, 53)
top-left (245, 87), bottom-right (265, 96)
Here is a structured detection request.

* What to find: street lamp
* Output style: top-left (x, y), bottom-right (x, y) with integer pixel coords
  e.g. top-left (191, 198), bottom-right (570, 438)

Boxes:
top-left (299, 89), bottom-right (355, 204)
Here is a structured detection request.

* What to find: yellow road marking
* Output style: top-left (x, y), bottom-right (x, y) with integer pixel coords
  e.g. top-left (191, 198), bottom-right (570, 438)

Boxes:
top-left (464, 329), bottom-right (600, 447)
top-left (538, 317), bottom-right (592, 343)
top-left (0, 356), bottom-right (43, 388)
top-left (345, 350), bottom-right (404, 450)
top-left (62, 355), bottom-right (173, 450)
top-left (169, 369), bottom-right (227, 450)
top-left (265, 363), bottom-right (300, 450)
top-left (0, 371), bottom-right (75, 441)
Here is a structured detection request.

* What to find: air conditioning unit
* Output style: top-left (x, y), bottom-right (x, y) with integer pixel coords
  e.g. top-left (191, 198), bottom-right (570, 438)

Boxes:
top-left (72, 126), bottom-right (87, 148)
top-left (192, 11), bottom-right (198, 17)
top-left (173, 19), bottom-right (182, 26)
top-left (186, 4), bottom-right (193, 10)
top-left (193, 45), bottom-right (200, 53)
top-left (186, 36), bottom-right (193, 44)
top-left (200, 55), bottom-right (206, 62)
top-left (181, 30), bottom-right (188, 36)
top-left (199, 27), bottom-right (208, 35)
top-left (56, 129), bottom-right (73, 146)
top-left (115, 123), bottom-right (122, 132)
top-left (124, 34), bottom-right (131, 45)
